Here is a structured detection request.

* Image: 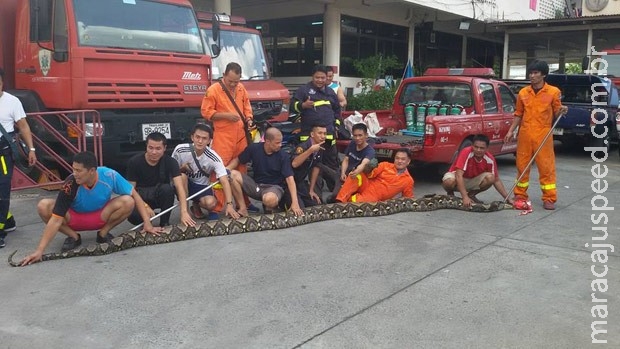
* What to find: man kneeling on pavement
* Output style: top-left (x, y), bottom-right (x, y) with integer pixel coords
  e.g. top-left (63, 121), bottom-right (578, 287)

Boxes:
top-left (230, 127), bottom-right (304, 216)
top-left (126, 131), bottom-right (195, 228)
top-left (20, 151), bottom-right (164, 265)
top-left (172, 123), bottom-right (243, 220)
top-left (441, 134), bottom-right (513, 208)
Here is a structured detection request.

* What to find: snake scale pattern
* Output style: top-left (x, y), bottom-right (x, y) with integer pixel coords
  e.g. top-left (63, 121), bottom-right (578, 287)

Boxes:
top-left (8, 194), bottom-right (512, 266)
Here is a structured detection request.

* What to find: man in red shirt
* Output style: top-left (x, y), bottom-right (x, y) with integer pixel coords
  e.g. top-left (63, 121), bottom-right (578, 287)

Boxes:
top-left (442, 134), bottom-right (512, 208)
top-left (336, 148), bottom-right (414, 203)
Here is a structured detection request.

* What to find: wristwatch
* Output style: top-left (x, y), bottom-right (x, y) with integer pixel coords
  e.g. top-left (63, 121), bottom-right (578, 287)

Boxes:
top-left (29, 148), bottom-right (36, 152)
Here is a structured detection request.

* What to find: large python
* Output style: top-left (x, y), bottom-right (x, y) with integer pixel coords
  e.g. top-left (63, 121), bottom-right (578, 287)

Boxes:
top-left (8, 194), bottom-right (512, 266)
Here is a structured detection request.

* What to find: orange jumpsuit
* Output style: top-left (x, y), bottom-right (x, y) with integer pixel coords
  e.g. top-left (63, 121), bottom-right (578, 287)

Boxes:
top-left (201, 81), bottom-right (253, 211)
top-left (336, 162), bottom-right (414, 203)
top-left (514, 83), bottom-right (562, 203)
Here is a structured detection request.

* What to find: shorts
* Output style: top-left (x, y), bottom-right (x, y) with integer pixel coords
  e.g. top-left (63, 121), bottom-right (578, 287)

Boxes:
top-left (67, 207), bottom-right (107, 231)
top-left (442, 171), bottom-right (491, 191)
top-left (240, 174), bottom-right (284, 202)
top-left (188, 181), bottom-right (214, 202)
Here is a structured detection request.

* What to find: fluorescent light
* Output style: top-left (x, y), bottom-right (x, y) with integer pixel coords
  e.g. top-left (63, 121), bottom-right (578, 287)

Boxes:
top-left (311, 21), bottom-right (323, 25)
top-left (459, 21), bottom-right (470, 30)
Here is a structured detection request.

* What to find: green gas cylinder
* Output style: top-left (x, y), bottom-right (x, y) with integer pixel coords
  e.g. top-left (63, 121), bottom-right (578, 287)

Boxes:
top-left (450, 105), bottom-right (463, 115)
top-left (405, 103), bottom-right (415, 131)
top-left (438, 105), bottom-right (448, 115)
top-left (415, 104), bottom-right (427, 132)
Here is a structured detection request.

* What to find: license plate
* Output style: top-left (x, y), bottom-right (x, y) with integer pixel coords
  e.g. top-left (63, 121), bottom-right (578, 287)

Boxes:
top-left (552, 128), bottom-right (563, 136)
top-left (375, 149), bottom-right (393, 158)
top-left (142, 123), bottom-right (171, 140)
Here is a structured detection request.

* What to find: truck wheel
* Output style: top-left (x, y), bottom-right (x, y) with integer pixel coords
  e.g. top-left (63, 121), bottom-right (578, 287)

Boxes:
top-left (590, 133), bottom-right (610, 161)
top-left (436, 138), bottom-right (472, 176)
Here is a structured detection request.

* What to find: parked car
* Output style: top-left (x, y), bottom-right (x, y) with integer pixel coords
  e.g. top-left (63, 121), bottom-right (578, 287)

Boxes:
top-left (544, 74), bottom-right (619, 156)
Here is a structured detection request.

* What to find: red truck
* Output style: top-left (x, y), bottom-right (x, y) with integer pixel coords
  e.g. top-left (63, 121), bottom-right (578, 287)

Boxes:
top-left (338, 68), bottom-right (518, 170)
top-left (197, 12), bottom-right (290, 122)
top-left (0, 0), bottom-right (211, 170)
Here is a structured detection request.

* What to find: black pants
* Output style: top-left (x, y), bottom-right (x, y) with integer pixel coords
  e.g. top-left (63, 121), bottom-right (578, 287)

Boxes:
top-left (0, 146), bottom-right (14, 238)
top-left (128, 183), bottom-right (175, 226)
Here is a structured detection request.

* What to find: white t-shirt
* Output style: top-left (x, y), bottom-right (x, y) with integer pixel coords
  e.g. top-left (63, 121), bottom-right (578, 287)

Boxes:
top-left (171, 143), bottom-right (227, 186)
top-left (0, 91), bottom-right (27, 133)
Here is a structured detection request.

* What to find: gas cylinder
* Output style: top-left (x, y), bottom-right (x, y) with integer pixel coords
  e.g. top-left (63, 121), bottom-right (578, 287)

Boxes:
top-left (450, 105), bottom-right (463, 115)
top-left (427, 104), bottom-right (438, 116)
top-left (405, 103), bottom-right (416, 131)
top-left (415, 104), bottom-right (427, 132)
top-left (438, 105), bottom-right (448, 115)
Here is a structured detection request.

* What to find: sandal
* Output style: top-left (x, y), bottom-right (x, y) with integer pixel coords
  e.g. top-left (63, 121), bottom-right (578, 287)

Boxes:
top-left (190, 202), bottom-right (205, 219)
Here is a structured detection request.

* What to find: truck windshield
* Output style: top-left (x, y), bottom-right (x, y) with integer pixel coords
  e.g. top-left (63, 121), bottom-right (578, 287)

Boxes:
top-left (73, 0), bottom-right (203, 54)
top-left (202, 29), bottom-right (269, 80)
top-left (399, 82), bottom-right (473, 107)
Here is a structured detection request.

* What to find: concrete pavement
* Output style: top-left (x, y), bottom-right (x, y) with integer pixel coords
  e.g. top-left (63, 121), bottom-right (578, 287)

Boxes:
top-left (1, 147), bottom-right (619, 348)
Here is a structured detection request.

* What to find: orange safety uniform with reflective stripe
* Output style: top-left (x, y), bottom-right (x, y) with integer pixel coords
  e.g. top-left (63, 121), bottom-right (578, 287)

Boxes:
top-left (336, 162), bottom-right (414, 203)
top-left (201, 81), bottom-right (253, 165)
top-left (201, 81), bottom-right (253, 211)
top-left (513, 82), bottom-right (562, 203)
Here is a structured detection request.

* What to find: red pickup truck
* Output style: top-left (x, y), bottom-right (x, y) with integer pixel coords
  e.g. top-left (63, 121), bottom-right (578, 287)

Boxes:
top-left (338, 68), bottom-right (518, 169)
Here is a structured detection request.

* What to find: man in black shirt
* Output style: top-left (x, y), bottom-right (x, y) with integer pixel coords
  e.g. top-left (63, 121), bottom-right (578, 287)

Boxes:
top-left (291, 123), bottom-right (326, 207)
top-left (126, 132), bottom-right (194, 227)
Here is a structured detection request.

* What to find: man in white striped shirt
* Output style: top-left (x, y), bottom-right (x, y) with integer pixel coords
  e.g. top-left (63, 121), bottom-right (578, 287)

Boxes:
top-left (172, 124), bottom-right (243, 220)
top-left (441, 134), bottom-right (512, 208)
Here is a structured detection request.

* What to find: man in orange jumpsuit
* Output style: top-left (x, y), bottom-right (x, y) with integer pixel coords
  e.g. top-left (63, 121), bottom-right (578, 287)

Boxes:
top-left (201, 62), bottom-right (254, 212)
top-left (336, 148), bottom-right (414, 203)
top-left (504, 60), bottom-right (568, 210)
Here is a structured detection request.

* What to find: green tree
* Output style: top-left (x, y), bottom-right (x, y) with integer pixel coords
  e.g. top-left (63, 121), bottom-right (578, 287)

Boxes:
top-left (347, 54), bottom-right (402, 111)
top-left (564, 62), bottom-right (582, 74)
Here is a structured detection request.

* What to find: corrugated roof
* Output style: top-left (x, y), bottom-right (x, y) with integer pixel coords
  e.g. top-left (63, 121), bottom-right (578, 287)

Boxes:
top-left (490, 14), bottom-right (620, 27)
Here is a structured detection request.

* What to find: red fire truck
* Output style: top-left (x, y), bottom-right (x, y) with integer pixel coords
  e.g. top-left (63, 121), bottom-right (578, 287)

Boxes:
top-left (0, 0), bottom-right (211, 170)
top-left (196, 11), bottom-right (290, 122)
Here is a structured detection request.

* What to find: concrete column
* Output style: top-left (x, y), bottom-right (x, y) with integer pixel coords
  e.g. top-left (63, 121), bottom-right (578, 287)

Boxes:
top-left (502, 32), bottom-right (509, 79)
top-left (214, 0), bottom-right (231, 15)
top-left (323, 5), bottom-right (341, 75)
top-left (586, 28), bottom-right (593, 55)
top-left (558, 52), bottom-right (565, 73)
top-left (461, 35), bottom-right (468, 67)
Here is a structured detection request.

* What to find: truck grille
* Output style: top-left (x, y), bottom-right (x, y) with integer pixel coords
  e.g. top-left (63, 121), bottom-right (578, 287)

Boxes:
top-left (87, 82), bottom-right (183, 104)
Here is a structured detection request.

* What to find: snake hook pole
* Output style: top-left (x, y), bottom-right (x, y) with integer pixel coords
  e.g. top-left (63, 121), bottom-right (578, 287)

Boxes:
top-left (131, 180), bottom-right (220, 231)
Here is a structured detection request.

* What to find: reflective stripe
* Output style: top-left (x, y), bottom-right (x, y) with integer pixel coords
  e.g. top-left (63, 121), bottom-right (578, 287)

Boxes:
top-left (300, 136), bottom-right (309, 141)
top-left (351, 194), bottom-right (357, 202)
top-left (516, 181), bottom-right (529, 188)
top-left (335, 119), bottom-right (341, 125)
top-left (356, 174), bottom-right (362, 186)
top-left (314, 100), bottom-right (331, 107)
top-left (294, 101), bottom-right (301, 113)
top-left (1, 156), bottom-right (6, 175)
top-left (326, 134), bottom-right (334, 140)
top-left (540, 183), bottom-right (556, 190)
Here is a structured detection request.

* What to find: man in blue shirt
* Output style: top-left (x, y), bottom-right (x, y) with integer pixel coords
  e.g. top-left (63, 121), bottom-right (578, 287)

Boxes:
top-left (20, 151), bottom-right (163, 265)
top-left (230, 127), bottom-right (304, 216)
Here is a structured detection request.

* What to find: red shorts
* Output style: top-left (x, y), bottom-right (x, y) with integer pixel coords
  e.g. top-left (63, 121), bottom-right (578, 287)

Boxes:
top-left (66, 207), bottom-right (107, 231)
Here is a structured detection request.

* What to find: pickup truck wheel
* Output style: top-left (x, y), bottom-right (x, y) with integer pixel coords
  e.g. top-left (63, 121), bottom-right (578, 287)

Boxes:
top-left (436, 138), bottom-right (473, 176)
top-left (590, 133), bottom-right (610, 160)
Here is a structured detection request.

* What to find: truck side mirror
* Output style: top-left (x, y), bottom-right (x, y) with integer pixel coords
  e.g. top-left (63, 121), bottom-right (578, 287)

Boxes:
top-left (211, 44), bottom-right (221, 58)
top-left (212, 14), bottom-right (221, 44)
top-left (582, 56), bottom-right (589, 73)
top-left (52, 51), bottom-right (68, 62)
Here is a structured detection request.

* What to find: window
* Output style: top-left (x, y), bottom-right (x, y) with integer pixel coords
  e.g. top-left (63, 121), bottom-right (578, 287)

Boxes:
top-left (53, 0), bottom-right (68, 51)
top-left (30, 0), bottom-right (53, 42)
top-left (399, 82), bottom-right (472, 107)
top-left (498, 85), bottom-right (515, 113)
top-left (479, 83), bottom-right (498, 113)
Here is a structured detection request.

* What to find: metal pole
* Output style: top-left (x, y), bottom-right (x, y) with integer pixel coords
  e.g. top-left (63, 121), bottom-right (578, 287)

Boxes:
top-left (503, 115), bottom-right (564, 203)
top-left (131, 180), bottom-right (220, 231)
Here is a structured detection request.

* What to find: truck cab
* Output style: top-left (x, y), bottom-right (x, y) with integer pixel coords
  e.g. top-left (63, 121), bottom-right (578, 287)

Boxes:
top-left (196, 12), bottom-right (290, 122)
top-left (1, 0), bottom-right (211, 170)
